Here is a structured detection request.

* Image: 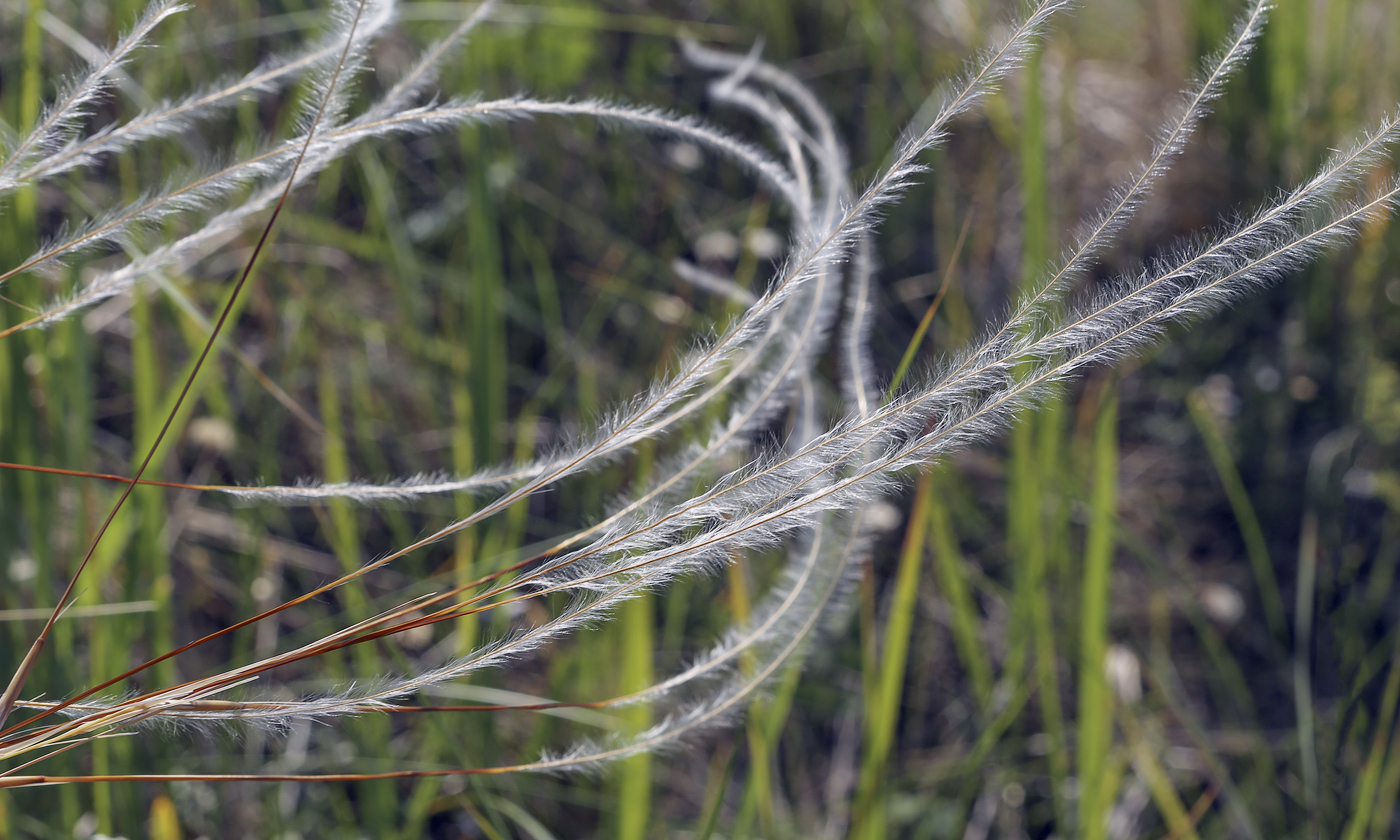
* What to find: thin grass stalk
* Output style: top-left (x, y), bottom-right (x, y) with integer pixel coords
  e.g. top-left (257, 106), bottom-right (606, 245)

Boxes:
top-left (1187, 389), bottom-right (1286, 640)
top-left (1077, 388), bottom-right (1117, 840)
top-left (22, 172), bottom-right (1398, 748)
top-left (1, 4), bottom-right (1070, 750)
top-left (2, 3), bottom-right (1398, 821)
top-left (0, 0), bottom-right (379, 731)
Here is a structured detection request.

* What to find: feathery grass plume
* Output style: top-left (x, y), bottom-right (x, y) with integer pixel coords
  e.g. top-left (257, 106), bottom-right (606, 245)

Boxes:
top-left (0, 0), bottom-right (388, 736)
top-left (0, 0), bottom-right (1396, 826)
top-left (41, 0), bottom-right (1065, 507)
top-left (0, 0), bottom-right (398, 315)
top-left (8, 0), bottom-right (398, 189)
top-left (0, 0), bottom-right (1070, 781)
top-left (0, 0), bottom-right (187, 198)
top-left (982, 0), bottom-right (1270, 347)
top-left (9, 95), bottom-right (801, 337)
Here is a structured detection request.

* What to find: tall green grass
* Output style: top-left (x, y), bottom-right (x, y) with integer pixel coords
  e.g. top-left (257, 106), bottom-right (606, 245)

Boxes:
top-left (1, 0), bottom-right (1399, 837)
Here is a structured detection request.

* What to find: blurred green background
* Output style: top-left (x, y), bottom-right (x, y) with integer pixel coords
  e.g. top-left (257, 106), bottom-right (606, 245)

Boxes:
top-left (2, 0), bottom-right (1400, 837)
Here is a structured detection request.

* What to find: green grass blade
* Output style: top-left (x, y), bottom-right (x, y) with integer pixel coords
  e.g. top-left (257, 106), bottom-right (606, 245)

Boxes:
top-left (926, 469), bottom-right (992, 706)
top-left (853, 470), bottom-right (933, 840)
top-left (617, 593), bottom-right (654, 840)
top-left (1187, 390), bottom-right (1286, 640)
top-left (1343, 639), bottom-right (1400, 840)
top-left (1078, 388), bottom-right (1117, 840)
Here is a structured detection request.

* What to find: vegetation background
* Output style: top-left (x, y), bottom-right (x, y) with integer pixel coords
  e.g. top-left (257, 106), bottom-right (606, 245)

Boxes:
top-left (1, 0), bottom-right (1399, 837)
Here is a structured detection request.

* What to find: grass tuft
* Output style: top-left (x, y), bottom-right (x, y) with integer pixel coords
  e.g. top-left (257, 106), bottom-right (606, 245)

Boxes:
top-left (1, 0), bottom-right (1398, 835)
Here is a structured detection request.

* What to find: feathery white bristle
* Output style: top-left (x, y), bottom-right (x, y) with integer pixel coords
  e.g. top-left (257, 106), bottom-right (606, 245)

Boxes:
top-left (11, 0), bottom-right (1400, 786)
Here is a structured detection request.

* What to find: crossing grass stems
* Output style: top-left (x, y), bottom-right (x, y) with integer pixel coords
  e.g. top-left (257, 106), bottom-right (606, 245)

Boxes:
top-left (0, 0), bottom-right (1395, 832)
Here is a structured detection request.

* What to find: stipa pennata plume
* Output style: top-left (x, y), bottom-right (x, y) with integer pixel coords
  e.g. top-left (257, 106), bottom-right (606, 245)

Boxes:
top-left (0, 0), bottom-right (1392, 832)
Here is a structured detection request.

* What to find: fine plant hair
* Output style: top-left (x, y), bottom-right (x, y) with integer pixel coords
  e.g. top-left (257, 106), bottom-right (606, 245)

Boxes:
top-left (0, 0), bottom-right (1397, 803)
